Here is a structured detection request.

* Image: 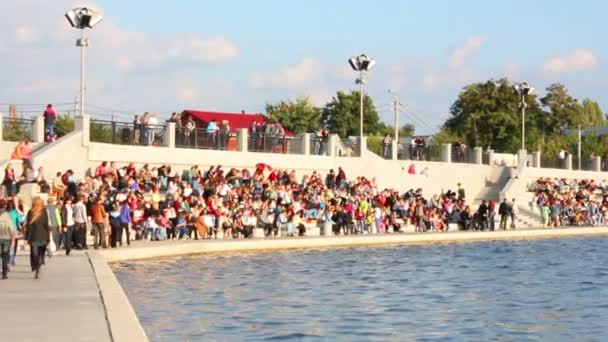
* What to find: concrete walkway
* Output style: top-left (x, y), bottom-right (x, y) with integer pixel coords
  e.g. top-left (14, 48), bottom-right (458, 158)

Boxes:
top-left (0, 252), bottom-right (111, 342)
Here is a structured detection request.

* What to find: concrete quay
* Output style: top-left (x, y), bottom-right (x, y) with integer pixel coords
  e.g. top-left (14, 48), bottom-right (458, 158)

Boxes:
top-left (99, 226), bottom-right (608, 263)
top-left (0, 251), bottom-right (147, 342)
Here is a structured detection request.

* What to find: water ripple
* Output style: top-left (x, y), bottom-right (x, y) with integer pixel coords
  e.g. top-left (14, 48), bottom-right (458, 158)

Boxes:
top-left (114, 237), bottom-right (608, 341)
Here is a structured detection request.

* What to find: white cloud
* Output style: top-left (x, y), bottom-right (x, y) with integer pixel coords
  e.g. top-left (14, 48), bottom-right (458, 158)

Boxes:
top-left (448, 36), bottom-right (484, 69)
top-left (249, 58), bottom-right (323, 89)
top-left (419, 36), bottom-right (485, 92)
top-left (0, 0), bottom-right (242, 117)
top-left (176, 84), bottom-right (201, 102)
top-left (15, 26), bottom-right (37, 43)
top-left (543, 49), bottom-right (598, 73)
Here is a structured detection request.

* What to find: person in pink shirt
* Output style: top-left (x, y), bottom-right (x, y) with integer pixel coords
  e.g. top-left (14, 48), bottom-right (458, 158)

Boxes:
top-left (43, 104), bottom-right (57, 141)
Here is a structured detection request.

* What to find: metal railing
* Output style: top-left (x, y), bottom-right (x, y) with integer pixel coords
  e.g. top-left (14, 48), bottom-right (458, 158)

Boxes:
top-left (175, 127), bottom-right (237, 150)
top-left (407, 144), bottom-right (441, 161)
top-left (453, 147), bottom-right (471, 163)
top-left (541, 156), bottom-right (566, 169)
top-left (247, 133), bottom-right (302, 154)
top-left (310, 136), bottom-right (330, 156)
top-left (90, 119), bottom-right (166, 146)
top-left (2, 116), bottom-right (34, 142)
top-left (336, 139), bottom-right (360, 157)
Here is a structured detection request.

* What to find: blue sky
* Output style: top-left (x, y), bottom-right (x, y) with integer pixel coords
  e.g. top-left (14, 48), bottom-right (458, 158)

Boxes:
top-left (1, 0), bottom-right (606, 134)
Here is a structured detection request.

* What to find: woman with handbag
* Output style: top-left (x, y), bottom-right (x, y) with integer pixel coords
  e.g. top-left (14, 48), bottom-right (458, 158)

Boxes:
top-left (26, 197), bottom-right (50, 279)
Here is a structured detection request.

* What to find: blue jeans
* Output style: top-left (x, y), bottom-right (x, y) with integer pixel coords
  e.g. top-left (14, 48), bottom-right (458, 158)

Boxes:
top-left (178, 226), bottom-right (189, 239)
top-left (45, 122), bottom-right (55, 137)
top-left (146, 227), bottom-right (157, 240)
top-left (9, 238), bottom-right (20, 266)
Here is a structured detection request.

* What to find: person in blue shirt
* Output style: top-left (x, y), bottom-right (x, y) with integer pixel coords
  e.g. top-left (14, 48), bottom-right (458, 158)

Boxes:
top-left (119, 201), bottom-right (132, 246)
top-left (206, 119), bottom-right (218, 148)
top-left (176, 211), bottom-right (188, 239)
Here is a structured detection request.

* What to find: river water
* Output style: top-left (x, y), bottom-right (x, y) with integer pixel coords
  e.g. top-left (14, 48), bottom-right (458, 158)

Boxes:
top-left (114, 237), bottom-right (608, 341)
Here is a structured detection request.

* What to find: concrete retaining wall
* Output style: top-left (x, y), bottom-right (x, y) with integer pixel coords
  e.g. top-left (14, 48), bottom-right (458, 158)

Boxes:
top-left (99, 227), bottom-right (608, 263)
top-left (88, 251), bottom-right (148, 342)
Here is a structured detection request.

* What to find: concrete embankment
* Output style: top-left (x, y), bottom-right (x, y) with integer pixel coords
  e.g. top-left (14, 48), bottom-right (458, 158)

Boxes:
top-left (99, 227), bottom-right (608, 263)
top-left (88, 252), bottom-right (149, 342)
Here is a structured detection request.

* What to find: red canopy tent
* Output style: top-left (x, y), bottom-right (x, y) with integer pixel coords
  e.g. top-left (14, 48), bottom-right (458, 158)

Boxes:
top-left (182, 110), bottom-right (294, 136)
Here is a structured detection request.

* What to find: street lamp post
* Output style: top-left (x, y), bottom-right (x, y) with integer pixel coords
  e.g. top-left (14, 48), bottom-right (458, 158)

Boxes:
top-left (513, 82), bottom-right (535, 150)
top-left (65, 7), bottom-right (103, 118)
top-left (388, 89), bottom-right (400, 143)
top-left (349, 54), bottom-right (376, 141)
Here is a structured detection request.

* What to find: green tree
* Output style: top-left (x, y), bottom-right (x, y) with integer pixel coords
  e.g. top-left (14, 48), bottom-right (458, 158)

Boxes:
top-left (90, 122), bottom-right (113, 143)
top-left (582, 98), bottom-right (604, 126)
top-left (322, 90), bottom-right (382, 138)
top-left (55, 114), bottom-right (75, 137)
top-left (540, 83), bottom-right (586, 132)
top-left (444, 78), bottom-right (544, 153)
top-left (2, 119), bottom-right (30, 142)
top-left (265, 97), bottom-right (321, 134)
top-left (399, 123), bottom-right (415, 138)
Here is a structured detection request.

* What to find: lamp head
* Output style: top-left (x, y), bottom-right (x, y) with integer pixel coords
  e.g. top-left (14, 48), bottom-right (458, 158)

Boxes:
top-left (65, 7), bottom-right (104, 29)
top-left (349, 54), bottom-right (376, 71)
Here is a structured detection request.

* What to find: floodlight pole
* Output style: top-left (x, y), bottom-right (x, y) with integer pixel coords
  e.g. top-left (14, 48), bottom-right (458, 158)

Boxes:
top-left (578, 125), bottom-right (582, 170)
top-left (79, 29), bottom-right (86, 118)
top-left (521, 95), bottom-right (526, 150)
top-left (359, 69), bottom-right (364, 140)
top-left (389, 90), bottom-right (399, 143)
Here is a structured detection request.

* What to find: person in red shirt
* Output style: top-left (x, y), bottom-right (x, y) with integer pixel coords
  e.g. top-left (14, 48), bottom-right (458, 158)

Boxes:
top-left (43, 104), bottom-right (57, 141)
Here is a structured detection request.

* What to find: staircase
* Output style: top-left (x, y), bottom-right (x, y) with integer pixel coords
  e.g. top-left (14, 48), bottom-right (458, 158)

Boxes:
top-left (514, 207), bottom-right (543, 229)
top-left (472, 167), bottom-right (511, 203)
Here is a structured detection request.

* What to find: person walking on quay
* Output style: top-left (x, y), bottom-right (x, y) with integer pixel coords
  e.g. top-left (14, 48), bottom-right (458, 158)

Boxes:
top-left (498, 198), bottom-right (511, 230)
top-left (0, 200), bottom-right (16, 280)
top-left (90, 197), bottom-right (107, 249)
top-left (46, 198), bottom-right (62, 258)
top-left (73, 195), bottom-right (88, 250)
top-left (109, 201), bottom-right (122, 248)
top-left (119, 200), bottom-right (132, 246)
top-left (26, 197), bottom-right (50, 279)
top-left (510, 198), bottom-right (518, 229)
top-left (488, 199), bottom-right (496, 231)
top-left (61, 197), bottom-right (75, 255)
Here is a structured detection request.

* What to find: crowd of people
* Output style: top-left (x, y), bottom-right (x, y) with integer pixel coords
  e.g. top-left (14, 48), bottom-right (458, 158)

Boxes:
top-left (530, 177), bottom-right (608, 227)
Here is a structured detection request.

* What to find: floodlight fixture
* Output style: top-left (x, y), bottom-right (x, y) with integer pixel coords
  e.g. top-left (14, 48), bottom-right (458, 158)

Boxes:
top-left (65, 6), bottom-right (104, 118)
top-left (349, 54), bottom-right (376, 141)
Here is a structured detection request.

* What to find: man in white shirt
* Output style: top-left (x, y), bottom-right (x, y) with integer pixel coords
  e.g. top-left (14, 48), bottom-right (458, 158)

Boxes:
top-left (73, 195), bottom-right (88, 250)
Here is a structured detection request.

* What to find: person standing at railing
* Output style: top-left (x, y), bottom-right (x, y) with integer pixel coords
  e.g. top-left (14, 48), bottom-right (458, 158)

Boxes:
top-left (184, 116), bottom-right (196, 147)
top-left (314, 128), bottom-right (322, 155)
top-left (43, 104), bottom-right (57, 142)
top-left (219, 120), bottom-right (230, 150)
top-left (133, 114), bottom-right (141, 145)
top-left (249, 121), bottom-right (259, 151)
top-left (274, 122), bottom-right (285, 153)
top-left (146, 113), bottom-right (158, 146)
top-left (206, 119), bottom-right (218, 149)
top-left (383, 133), bottom-right (392, 159)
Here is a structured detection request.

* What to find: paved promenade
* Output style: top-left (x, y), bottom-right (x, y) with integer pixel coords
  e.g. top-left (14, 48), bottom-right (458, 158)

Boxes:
top-left (0, 252), bottom-right (111, 342)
